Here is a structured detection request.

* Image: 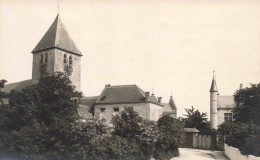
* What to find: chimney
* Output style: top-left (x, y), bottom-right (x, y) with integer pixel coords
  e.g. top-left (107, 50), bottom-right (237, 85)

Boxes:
top-left (105, 84), bottom-right (110, 87)
top-left (240, 84), bottom-right (243, 89)
top-left (158, 97), bottom-right (162, 104)
top-left (145, 92), bottom-right (150, 101)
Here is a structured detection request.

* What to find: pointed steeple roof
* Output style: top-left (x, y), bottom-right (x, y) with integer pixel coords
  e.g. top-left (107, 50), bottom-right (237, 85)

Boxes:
top-left (32, 14), bottom-right (82, 56)
top-left (210, 72), bottom-right (218, 92)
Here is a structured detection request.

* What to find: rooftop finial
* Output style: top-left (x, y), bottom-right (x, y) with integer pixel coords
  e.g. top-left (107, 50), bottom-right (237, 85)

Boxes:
top-left (152, 88), bottom-right (154, 95)
top-left (58, 1), bottom-right (60, 14)
top-left (171, 90), bottom-right (172, 97)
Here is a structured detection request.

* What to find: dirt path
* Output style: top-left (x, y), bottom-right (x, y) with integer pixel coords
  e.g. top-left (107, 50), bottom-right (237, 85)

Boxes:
top-left (172, 148), bottom-right (229, 160)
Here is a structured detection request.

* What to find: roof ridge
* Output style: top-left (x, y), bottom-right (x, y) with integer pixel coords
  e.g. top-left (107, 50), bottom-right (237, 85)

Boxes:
top-left (81, 96), bottom-right (99, 99)
top-left (135, 85), bottom-right (145, 98)
top-left (5, 79), bottom-right (32, 85)
top-left (106, 84), bottom-right (137, 88)
top-left (54, 14), bottom-right (59, 48)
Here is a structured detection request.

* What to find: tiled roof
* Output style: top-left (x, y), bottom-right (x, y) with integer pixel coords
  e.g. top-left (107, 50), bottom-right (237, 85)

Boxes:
top-left (162, 103), bottom-right (174, 112)
top-left (32, 14), bottom-right (82, 56)
top-left (77, 104), bottom-right (94, 119)
top-left (81, 96), bottom-right (99, 108)
top-left (184, 128), bottom-right (200, 133)
top-left (217, 96), bottom-right (235, 109)
top-left (1, 79), bottom-right (33, 93)
top-left (96, 85), bottom-right (160, 105)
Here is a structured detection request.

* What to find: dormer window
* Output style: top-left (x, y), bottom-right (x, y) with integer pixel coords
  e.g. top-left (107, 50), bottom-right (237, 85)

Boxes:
top-left (45, 53), bottom-right (48, 62)
top-left (40, 54), bottom-right (43, 63)
top-left (64, 54), bottom-right (67, 63)
top-left (69, 56), bottom-right (73, 65)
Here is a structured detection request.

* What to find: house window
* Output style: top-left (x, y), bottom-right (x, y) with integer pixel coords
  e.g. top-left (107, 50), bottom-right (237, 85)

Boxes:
top-left (100, 108), bottom-right (105, 119)
top-left (224, 113), bottom-right (232, 122)
top-left (45, 53), bottom-right (48, 62)
top-left (69, 56), bottom-right (73, 65)
top-left (113, 107), bottom-right (119, 116)
top-left (40, 54), bottom-right (43, 63)
top-left (64, 54), bottom-right (67, 63)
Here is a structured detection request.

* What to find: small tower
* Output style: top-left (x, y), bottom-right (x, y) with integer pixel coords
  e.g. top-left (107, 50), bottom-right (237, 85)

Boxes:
top-left (31, 14), bottom-right (82, 91)
top-left (210, 71), bottom-right (218, 129)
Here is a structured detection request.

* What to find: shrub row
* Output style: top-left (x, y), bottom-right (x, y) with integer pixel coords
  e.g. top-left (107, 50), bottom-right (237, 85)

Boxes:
top-left (217, 122), bottom-right (259, 156)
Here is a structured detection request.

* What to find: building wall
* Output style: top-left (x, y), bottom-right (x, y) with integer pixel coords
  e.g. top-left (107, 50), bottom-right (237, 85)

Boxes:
top-left (94, 103), bottom-right (162, 122)
top-left (32, 49), bottom-right (55, 83)
top-left (218, 108), bottom-right (233, 126)
top-left (149, 103), bottom-right (163, 121)
top-left (32, 48), bottom-right (81, 91)
top-left (54, 49), bottom-right (81, 91)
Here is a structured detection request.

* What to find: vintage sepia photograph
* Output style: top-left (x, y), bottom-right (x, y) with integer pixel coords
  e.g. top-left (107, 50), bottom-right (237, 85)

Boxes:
top-left (0, 0), bottom-right (259, 159)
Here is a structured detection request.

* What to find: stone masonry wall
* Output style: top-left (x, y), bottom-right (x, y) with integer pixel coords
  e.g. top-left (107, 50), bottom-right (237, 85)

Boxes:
top-left (32, 48), bottom-right (81, 91)
top-left (54, 49), bottom-right (81, 91)
top-left (32, 50), bottom-right (55, 84)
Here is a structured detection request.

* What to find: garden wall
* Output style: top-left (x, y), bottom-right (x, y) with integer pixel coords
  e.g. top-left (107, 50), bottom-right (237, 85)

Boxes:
top-left (193, 134), bottom-right (212, 150)
top-left (224, 144), bottom-right (260, 160)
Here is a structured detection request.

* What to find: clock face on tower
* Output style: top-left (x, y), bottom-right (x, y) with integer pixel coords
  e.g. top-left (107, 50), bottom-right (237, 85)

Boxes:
top-left (64, 64), bottom-right (73, 76)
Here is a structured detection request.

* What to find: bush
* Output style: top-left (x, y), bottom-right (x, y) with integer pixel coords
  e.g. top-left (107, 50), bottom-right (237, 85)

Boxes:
top-left (218, 122), bottom-right (259, 156)
top-left (154, 115), bottom-right (185, 160)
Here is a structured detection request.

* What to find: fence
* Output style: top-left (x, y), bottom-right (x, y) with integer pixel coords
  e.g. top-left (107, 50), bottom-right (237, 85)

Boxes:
top-left (224, 144), bottom-right (260, 160)
top-left (193, 134), bottom-right (212, 150)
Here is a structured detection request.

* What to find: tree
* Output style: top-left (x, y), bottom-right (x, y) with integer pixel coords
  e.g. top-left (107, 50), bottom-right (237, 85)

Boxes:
top-left (110, 107), bottom-right (153, 160)
top-left (217, 83), bottom-right (260, 156)
top-left (0, 72), bottom-right (82, 159)
top-left (183, 106), bottom-right (211, 133)
top-left (154, 115), bottom-right (185, 160)
top-left (233, 83), bottom-right (260, 125)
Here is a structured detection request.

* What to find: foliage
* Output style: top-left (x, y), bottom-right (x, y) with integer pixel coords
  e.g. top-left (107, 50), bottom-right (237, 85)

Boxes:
top-left (1, 76), bottom-right (185, 160)
top-left (183, 106), bottom-right (211, 134)
top-left (47, 118), bottom-right (111, 160)
top-left (110, 107), bottom-right (155, 160)
top-left (233, 83), bottom-right (260, 125)
top-left (217, 83), bottom-right (260, 156)
top-left (218, 122), bottom-right (259, 156)
top-left (154, 115), bottom-right (185, 160)
top-left (0, 72), bottom-right (82, 159)
top-left (112, 107), bottom-right (143, 138)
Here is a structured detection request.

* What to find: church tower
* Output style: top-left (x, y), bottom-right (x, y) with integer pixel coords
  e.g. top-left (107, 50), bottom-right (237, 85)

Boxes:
top-left (31, 14), bottom-right (82, 91)
top-left (210, 72), bottom-right (218, 129)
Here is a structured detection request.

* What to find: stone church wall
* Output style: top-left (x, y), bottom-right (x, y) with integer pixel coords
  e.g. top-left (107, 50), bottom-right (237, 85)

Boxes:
top-left (54, 49), bottom-right (81, 91)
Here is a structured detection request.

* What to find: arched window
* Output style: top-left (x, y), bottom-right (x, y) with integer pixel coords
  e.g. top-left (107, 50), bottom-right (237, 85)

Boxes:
top-left (69, 56), bottom-right (73, 65)
top-left (45, 53), bottom-right (48, 62)
top-left (40, 54), bottom-right (43, 63)
top-left (64, 54), bottom-right (67, 63)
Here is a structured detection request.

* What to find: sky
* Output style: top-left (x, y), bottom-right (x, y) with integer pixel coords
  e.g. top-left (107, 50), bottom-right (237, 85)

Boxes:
top-left (0, 0), bottom-right (259, 118)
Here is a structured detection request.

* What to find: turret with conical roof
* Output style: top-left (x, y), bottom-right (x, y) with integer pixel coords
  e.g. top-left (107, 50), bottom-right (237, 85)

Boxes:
top-left (32, 14), bottom-right (82, 91)
top-left (210, 71), bottom-right (218, 129)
